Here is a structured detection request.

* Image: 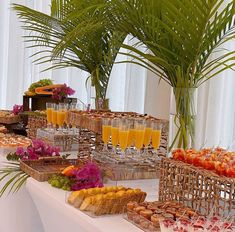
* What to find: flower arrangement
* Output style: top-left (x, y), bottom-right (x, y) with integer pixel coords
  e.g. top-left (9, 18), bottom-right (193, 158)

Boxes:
top-left (15, 139), bottom-right (60, 160)
top-left (12, 104), bottom-right (23, 115)
top-left (6, 139), bottom-right (60, 162)
top-left (71, 162), bottom-right (103, 191)
top-left (48, 162), bottom-right (103, 191)
top-left (52, 84), bottom-right (75, 101)
top-left (1, 139), bottom-right (61, 197)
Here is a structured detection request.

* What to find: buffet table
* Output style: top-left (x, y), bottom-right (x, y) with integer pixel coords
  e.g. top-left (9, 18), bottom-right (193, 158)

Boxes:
top-left (0, 150), bottom-right (159, 232)
top-left (26, 178), bottom-right (158, 232)
top-left (0, 155), bottom-right (44, 232)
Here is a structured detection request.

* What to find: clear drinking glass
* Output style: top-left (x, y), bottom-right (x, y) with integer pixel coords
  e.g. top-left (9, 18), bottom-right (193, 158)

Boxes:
top-left (134, 119), bottom-right (146, 156)
top-left (46, 102), bottom-right (54, 130)
top-left (68, 103), bottom-right (78, 133)
top-left (102, 118), bottom-right (111, 151)
top-left (143, 120), bottom-right (153, 155)
top-left (152, 121), bottom-right (162, 155)
top-left (111, 118), bottom-right (120, 154)
top-left (58, 103), bottom-right (68, 132)
top-left (118, 118), bottom-right (130, 157)
top-left (127, 118), bottom-right (135, 154)
top-left (51, 104), bottom-right (58, 131)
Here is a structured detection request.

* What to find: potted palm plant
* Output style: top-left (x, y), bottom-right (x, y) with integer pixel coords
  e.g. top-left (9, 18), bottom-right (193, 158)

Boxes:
top-left (13, 0), bottom-right (126, 110)
top-left (90, 0), bottom-right (235, 149)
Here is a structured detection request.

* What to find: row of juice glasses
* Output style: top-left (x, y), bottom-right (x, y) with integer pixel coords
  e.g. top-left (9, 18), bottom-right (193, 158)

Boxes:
top-left (46, 102), bottom-right (78, 132)
top-left (102, 117), bottom-right (162, 157)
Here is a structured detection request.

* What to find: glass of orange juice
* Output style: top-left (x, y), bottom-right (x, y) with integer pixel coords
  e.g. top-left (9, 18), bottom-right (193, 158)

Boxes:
top-left (111, 118), bottom-right (120, 154)
top-left (58, 103), bottom-right (68, 132)
top-left (102, 118), bottom-right (111, 151)
top-left (118, 118), bottom-right (130, 157)
top-left (134, 119), bottom-right (146, 156)
top-left (152, 121), bottom-right (162, 155)
top-left (143, 120), bottom-right (153, 155)
top-left (127, 119), bottom-right (135, 147)
top-left (51, 104), bottom-right (58, 131)
top-left (46, 102), bottom-right (54, 130)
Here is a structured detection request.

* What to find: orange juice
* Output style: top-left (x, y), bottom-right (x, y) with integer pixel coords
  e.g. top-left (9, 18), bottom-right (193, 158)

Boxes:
top-left (52, 110), bottom-right (58, 126)
top-left (152, 130), bottom-right (161, 149)
top-left (46, 108), bottom-right (53, 123)
top-left (119, 130), bottom-right (129, 151)
top-left (64, 111), bottom-right (68, 124)
top-left (134, 129), bottom-right (145, 150)
top-left (111, 127), bottom-right (119, 147)
top-left (144, 127), bottom-right (153, 146)
top-left (127, 129), bottom-right (135, 147)
top-left (102, 125), bottom-right (111, 144)
top-left (57, 111), bottom-right (66, 127)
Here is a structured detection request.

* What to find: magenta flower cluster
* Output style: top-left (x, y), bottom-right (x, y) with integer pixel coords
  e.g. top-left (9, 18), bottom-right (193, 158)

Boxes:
top-left (13, 104), bottom-right (23, 115)
top-left (71, 162), bottom-right (103, 191)
top-left (16, 139), bottom-right (60, 160)
top-left (52, 84), bottom-right (75, 101)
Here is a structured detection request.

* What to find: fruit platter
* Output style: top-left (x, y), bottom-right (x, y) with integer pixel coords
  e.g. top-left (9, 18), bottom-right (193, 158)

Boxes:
top-left (48, 162), bottom-right (103, 191)
top-left (172, 147), bottom-right (235, 177)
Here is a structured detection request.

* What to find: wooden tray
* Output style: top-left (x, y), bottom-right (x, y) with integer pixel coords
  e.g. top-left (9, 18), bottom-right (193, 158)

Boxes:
top-left (20, 157), bottom-right (84, 182)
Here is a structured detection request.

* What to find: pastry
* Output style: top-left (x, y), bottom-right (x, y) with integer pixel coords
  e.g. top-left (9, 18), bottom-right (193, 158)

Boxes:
top-left (134, 206), bottom-right (146, 213)
top-left (151, 214), bottom-right (164, 227)
top-left (127, 201), bottom-right (138, 210)
top-left (139, 210), bottom-right (153, 220)
top-left (68, 186), bottom-right (146, 216)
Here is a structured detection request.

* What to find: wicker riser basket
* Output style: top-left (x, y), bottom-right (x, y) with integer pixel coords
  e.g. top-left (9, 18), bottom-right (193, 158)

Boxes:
top-left (159, 158), bottom-right (235, 217)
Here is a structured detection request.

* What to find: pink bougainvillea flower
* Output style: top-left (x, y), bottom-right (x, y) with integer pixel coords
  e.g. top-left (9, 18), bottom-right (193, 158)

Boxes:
top-left (12, 104), bottom-right (23, 115)
top-left (16, 147), bottom-right (25, 157)
top-left (70, 162), bottom-right (103, 191)
top-left (15, 139), bottom-right (60, 160)
top-left (52, 84), bottom-right (75, 101)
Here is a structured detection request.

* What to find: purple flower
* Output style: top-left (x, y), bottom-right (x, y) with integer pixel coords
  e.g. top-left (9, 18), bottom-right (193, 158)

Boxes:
top-left (70, 162), bottom-right (103, 191)
top-left (16, 139), bottom-right (61, 160)
top-left (12, 104), bottom-right (23, 115)
top-left (32, 139), bottom-right (45, 150)
top-left (16, 147), bottom-right (25, 157)
top-left (52, 84), bottom-right (75, 101)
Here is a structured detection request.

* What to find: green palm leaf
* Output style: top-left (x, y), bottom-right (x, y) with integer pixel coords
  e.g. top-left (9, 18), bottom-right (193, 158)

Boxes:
top-left (0, 163), bottom-right (29, 197)
top-left (13, 0), bottom-right (127, 100)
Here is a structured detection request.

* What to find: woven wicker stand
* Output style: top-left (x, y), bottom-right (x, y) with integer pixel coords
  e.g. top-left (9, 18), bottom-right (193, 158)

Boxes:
top-left (68, 111), bottom-right (169, 157)
top-left (27, 115), bottom-right (47, 138)
top-left (159, 158), bottom-right (235, 217)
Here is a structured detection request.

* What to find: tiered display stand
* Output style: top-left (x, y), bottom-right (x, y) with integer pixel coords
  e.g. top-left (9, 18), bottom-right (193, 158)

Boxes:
top-left (67, 110), bottom-right (169, 158)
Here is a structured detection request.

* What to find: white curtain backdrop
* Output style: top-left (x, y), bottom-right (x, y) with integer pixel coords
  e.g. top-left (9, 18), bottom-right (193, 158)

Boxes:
top-left (1, 0), bottom-right (235, 148)
top-left (0, 0), bottom-right (146, 113)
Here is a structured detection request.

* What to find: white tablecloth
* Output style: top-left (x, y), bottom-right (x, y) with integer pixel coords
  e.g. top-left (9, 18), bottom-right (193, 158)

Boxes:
top-left (0, 150), bottom-right (159, 232)
top-left (26, 178), bottom-right (159, 232)
top-left (0, 155), bottom-right (44, 232)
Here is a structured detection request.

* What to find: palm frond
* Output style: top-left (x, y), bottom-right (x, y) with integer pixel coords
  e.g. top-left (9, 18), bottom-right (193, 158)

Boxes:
top-left (99, 0), bottom-right (235, 88)
top-left (0, 163), bottom-right (29, 197)
top-left (13, 0), bottom-right (127, 100)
